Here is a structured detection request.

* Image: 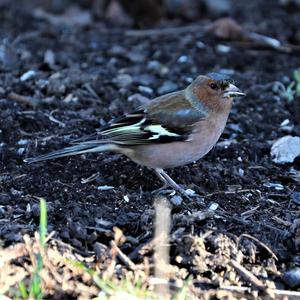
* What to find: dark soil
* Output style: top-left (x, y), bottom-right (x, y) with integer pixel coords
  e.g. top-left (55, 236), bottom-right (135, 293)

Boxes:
top-left (0, 0), bottom-right (300, 298)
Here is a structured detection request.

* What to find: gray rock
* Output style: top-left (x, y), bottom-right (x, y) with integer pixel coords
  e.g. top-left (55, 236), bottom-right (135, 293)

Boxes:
top-left (109, 45), bottom-right (127, 56)
top-left (271, 136), bottom-right (300, 164)
top-left (20, 70), bottom-right (36, 82)
top-left (170, 195), bottom-right (183, 206)
top-left (128, 93), bottom-right (151, 105)
top-left (292, 192), bottom-right (300, 205)
top-left (135, 74), bottom-right (156, 86)
top-left (114, 74), bottom-right (133, 88)
top-left (32, 203), bottom-right (40, 217)
top-left (0, 39), bottom-right (18, 69)
top-left (127, 51), bottom-right (145, 63)
top-left (283, 268), bottom-right (300, 288)
top-left (158, 81), bottom-right (178, 95)
top-left (0, 193), bottom-right (11, 205)
top-left (204, 0), bottom-right (232, 16)
top-left (138, 85), bottom-right (153, 95)
top-left (147, 60), bottom-right (169, 75)
top-left (177, 55), bottom-right (189, 63)
top-left (216, 44), bottom-right (231, 54)
top-left (44, 49), bottom-right (56, 68)
top-left (227, 123), bottom-right (243, 132)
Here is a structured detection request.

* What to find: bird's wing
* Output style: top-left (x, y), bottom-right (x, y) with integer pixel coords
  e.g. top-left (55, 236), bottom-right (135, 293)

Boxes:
top-left (72, 91), bottom-right (208, 146)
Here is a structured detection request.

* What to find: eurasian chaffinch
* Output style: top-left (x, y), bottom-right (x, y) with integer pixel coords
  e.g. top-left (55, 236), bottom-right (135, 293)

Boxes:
top-left (25, 73), bottom-right (245, 192)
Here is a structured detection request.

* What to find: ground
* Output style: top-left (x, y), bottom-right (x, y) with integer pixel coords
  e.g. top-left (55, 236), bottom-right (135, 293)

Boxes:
top-left (0, 0), bottom-right (300, 299)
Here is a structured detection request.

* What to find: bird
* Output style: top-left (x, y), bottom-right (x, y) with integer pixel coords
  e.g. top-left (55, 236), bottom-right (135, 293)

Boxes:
top-left (24, 73), bottom-right (245, 193)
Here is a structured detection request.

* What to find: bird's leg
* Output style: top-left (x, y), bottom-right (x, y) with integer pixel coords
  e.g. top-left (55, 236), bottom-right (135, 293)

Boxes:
top-left (152, 168), bottom-right (186, 195)
top-left (155, 168), bottom-right (181, 190)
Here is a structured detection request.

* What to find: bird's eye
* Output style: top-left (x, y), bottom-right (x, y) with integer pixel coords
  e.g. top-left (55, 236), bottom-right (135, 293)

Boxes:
top-left (210, 83), bottom-right (218, 90)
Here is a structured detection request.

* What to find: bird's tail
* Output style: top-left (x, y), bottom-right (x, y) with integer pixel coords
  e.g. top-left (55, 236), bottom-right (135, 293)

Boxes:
top-left (24, 143), bottom-right (116, 164)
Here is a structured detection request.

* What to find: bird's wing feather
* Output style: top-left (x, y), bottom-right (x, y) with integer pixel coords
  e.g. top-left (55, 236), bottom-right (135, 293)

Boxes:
top-left (72, 91), bottom-right (207, 145)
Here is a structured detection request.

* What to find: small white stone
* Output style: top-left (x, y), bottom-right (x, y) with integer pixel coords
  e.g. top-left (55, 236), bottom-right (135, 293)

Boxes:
top-left (216, 44), bottom-right (231, 54)
top-left (185, 189), bottom-right (195, 196)
top-left (20, 70), bottom-right (36, 81)
top-left (97, 185), bottom-right (114, 191)
top-left (271, 135), bottom-right (300, 164)
top-left (123, 195), bottom-right (130, 202)
top-left (209, 202), bottom-right (219, 211)
top-left (263, 182), bottom-right (284, 190)
top-left (280, 119), bottom-right (290, 127)
top-left (177, 55), bottom-right (188, 63)
top-left (238, 168), bottom-right (244, 177)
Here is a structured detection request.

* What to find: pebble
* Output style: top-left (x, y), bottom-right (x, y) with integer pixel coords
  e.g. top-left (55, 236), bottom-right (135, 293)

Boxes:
top-left (209, 202), bottom-right (219, 211)
top-left (227, 123), bottom-right (243, 132)
top-left (71, 238), bottom-right (82, 248)
top-left (158, 81), bottom-right (178, 94)
top-left (0, 193), bottom-right (11, 205)
top-left (109, 45), bottom-right (126, 56)
top-left (114, 74), bottom-right (133, 88)
top-left (97, 185), bottom-right (114, 191)
top-left (280, 119), bottom-right (290, 127)
top-left (177, 55), bottom-right (189, 63)
top-left (17, 139), bottom-right (29, 145)
top-left (20, 70), bottom-right (36, 81)
top-left (204, 0), bottom-right (231, 15)
top-left (44, 49), bottom-right (56, 68)
top-left (281, 75), bottom-right (291, 84)
top-left (94, 242), bottom-right (108, 259)
top-left (263, 182), bottom-right (284, 190)
top-left (134, 74), bottom-right (156, 86)
top-left (170, 195), bottom-right (183, 206)
top-left (127, 51), bottom-right (145, 63)
top-left (219, 68), bottom-right (235, 76)
top-left (123, 195), bottom-right (130, 203)
top-left (185, 189), bottom-right (196, 196)
top-left (138, 85), bottom-right (153, 95)
top-left (271, 135), bottom-right (300, 164)
top-left (292, 192), bottom-right (300, 205)
top-left (147, 60), bottom-right (169, 75)
top-left (17, 148), bottom-right (25, 155)
top-left (238, 168), bottom-right (244, 177)
top-left (128, 93), bottom-right (151, 105)
top-left (283, 268), bottom-right (300, 288)
top-left (196, 41), bottom-right (206, 49)
top-left (31, 203), bottom-right (40, 217)
top-left (0, 39), bottom-right (18, 68)
top-left (216, 44), bottom-right (231, 54)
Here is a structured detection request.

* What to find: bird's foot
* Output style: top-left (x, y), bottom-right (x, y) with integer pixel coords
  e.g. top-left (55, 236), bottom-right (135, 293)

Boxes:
top-left (152, 168), bottom-right (204, 202)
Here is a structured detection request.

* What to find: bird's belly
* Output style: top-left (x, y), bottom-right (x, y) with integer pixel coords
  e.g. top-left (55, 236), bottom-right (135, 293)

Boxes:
top-left (128, 117), bottom-right (227, 169)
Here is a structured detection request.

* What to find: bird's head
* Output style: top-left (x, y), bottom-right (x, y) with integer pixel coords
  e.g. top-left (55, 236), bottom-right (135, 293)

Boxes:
top-left (187, 73), bottom-right (245, 112)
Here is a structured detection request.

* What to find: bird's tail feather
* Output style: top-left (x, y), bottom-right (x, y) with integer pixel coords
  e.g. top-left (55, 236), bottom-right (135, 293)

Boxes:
top-left (24, 143), bottom-right (115, 164)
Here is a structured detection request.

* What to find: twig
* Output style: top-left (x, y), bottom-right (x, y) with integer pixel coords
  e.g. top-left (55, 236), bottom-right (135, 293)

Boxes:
top-left (110, 240), bottom-right (136, 270)
top-left (238, 234), bottom-right (278, 261)
top-left (154, 197), bottom-right (171, 298)
top-left (229, 259), bottom-right (266, 291)
top-left (45, 113), bottom-right (66, 127)
top-left (221, 285), bottom-right (300, 299)
top-left (8, 92), bottom-right (39, 107)
top-left (205, 189), bottom-right (258, 198)
top-left (83, 83), bottom-right (100, 100)
top-left (240, 205), bottom-right (260, 217)
top-left (125, 24), bottom-right (207, 37)
top-left (13, 30), bottom-right (42, 46)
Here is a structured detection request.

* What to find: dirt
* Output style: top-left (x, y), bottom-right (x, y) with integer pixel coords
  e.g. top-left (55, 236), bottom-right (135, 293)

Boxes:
top-left (0, 0), bottom-right (300, 298)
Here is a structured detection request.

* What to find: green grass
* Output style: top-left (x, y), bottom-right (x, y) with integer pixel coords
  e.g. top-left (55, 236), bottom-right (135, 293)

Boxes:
top-left (17, 198), bottom-right (47, 300)
top-left (8, 199), bottom-right (193, 300)
top-left (275, 68), bottom-right (300, 102)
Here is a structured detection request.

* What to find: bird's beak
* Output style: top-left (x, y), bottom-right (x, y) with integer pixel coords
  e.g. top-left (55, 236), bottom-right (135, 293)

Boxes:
top-left (223, 83), bottom-right (246, 98)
